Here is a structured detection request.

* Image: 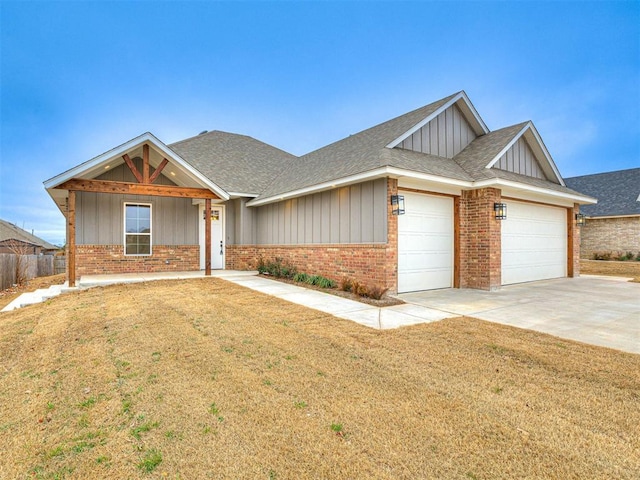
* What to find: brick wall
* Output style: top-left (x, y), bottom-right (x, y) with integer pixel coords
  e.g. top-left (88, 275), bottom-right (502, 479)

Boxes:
top-left (459, 188), bottom-right (502, 290)
top-left (227, 178), bottom-right (400, 293)
top-left (570, 204), bottom-right (581, 275)
top-left (76, 245), bottom-right (199, 276)
top-left (580, 216), bottom-right (640, 259)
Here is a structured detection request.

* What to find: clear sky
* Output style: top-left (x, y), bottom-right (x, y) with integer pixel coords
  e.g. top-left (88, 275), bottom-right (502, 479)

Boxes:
top-left (1, 1), bottom-right (638, 245)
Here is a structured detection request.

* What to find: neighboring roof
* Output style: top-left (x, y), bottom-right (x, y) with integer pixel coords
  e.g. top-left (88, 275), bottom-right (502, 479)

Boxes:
top-left (0, 219), bottom-right (58, 250)
top-left (169, 131), bottom-right (297, 196)
top-left (565, 168), bottom-right (640, 217)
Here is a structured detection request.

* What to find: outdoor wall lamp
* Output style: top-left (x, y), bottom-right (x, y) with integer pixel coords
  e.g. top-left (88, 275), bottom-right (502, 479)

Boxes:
top-left (575, 213), bottom-right (586, 226)
top-left (391, 195), bottom-right (405, 215)
top-left (494, 203), bottom-right (507, 220)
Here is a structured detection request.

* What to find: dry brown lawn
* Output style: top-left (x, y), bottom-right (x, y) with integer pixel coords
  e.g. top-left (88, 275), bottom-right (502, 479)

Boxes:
top-left (1, 278), bottom-right (638, 479)
top-left (580, 259), bottom-right (640, 282)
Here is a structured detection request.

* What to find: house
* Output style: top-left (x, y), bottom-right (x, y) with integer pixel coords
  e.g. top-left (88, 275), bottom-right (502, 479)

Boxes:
top-left (0, 219), bottom-right (59, 255)
top-left (565, 168), bottom-right (640, 258)
top-left (44, 91), bottom-right (595, 291)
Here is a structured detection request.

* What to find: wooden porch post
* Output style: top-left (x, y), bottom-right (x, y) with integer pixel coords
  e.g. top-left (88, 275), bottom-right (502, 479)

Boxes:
top-left (67, 191), bottom-right (76, 287)
top-left (205, 198), bottom-right (212, 276)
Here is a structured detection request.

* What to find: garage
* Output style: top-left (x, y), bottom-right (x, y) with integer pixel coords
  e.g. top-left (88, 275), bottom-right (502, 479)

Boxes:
top-left (398, 192), bottom-right (454, 293)
top-left (501, 200), bottom-right (567, 285)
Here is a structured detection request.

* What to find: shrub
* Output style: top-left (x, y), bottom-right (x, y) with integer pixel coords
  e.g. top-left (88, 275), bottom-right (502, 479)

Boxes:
top-left (258, 257), bottom-right (298, 279)
top-left (366, 285), bottom-right (389, 300)
top-left (293, 272), bottom-right (310, 283)
top-left (340, 277), bottom-right (354, 293)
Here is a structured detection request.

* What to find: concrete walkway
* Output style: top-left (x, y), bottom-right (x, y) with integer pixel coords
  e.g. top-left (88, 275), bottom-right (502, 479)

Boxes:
top-left (3, 271), bottom-right (638, 354)
top-left (399, 276), bottom-right (640, 354)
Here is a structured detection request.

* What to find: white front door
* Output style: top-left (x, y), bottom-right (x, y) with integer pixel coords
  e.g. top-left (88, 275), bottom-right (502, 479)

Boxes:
top-left (199, 204), bottom-right (225, 270)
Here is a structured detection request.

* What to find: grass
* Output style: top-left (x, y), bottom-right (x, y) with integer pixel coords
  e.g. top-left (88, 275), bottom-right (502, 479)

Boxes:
top-left (0, 278), bottom-right (638, 478)
top-left (580, 259), bottom-right (640, 282)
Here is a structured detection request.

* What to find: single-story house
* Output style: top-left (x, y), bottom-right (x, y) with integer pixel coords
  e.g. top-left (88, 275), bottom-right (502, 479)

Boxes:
top-left (565, 168), bottom-right (640, 258)
top-left (0, 219), bottom-right (59, 255)
top-left (44, 91), bottom-right (595, 292)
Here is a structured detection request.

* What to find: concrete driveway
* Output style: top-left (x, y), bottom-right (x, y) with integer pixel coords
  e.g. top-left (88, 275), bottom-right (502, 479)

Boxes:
top-left (399, 276), bottom-right (640, 354)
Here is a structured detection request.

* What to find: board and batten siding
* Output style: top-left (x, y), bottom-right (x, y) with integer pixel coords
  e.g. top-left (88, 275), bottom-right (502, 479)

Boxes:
top-left (493, 137), bottom-right (547, 180)
top-left (253, 179), bottom-right (387, 245)
top-left (398, 104), bottom-right (476, 158)
top-left (75, 162), bottom-right (199, 245)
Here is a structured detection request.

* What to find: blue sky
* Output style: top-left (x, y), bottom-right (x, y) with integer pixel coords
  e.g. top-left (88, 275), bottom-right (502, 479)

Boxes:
top-left (1, 1), bottom-right (638, 245)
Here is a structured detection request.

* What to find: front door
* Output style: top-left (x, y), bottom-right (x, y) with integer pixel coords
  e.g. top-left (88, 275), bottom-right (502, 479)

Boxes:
top-left (199, 204), bottom-right (225, 270)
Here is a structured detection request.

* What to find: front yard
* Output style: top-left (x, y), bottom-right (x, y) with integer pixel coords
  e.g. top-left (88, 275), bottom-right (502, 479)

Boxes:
top-left (0, 278), bottom-right (638, 479)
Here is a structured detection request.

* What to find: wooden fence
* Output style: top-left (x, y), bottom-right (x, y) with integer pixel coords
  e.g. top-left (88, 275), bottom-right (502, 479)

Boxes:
top-left (0, 254), bottom-right (65, 291)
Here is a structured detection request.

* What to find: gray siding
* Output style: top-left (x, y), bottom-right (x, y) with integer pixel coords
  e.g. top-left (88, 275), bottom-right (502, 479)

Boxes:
top-left (76, 162), bottom-right (199, 245)
top-left (253, 179), bottom-right (387, 245)
top-left (398, 104), bottom-right (476, 158)
top-left (494, 137), bottom-right (546, 179)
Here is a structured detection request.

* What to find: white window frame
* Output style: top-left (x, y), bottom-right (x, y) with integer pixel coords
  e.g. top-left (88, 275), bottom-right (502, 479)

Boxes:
top-left (124, 202), bottom-right (152, 256)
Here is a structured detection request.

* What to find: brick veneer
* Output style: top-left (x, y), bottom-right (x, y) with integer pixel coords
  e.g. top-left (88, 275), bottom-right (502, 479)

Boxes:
top-left (75, 245), bottom-right (199, 276)
top-left (570, 203), bottom-right (581, 275)
top-left (226, 178), bottom-right (400, 293)
top-left (459, 188), bottom-right (502, 290)
top-left (579, 216), bottom-right (640, 259)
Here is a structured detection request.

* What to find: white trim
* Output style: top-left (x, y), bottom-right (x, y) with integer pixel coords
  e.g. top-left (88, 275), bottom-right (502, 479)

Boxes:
top-left (124, 202), bottom-right (152, 256)
top-left (199, 204), bottom-right (226, 270)
top-left (385, 91), bottom-right (489, 149)
top-left (43, 132), bottom-right (229, 200)
top-left (473, 177), bottom-right (596, 204)
top-left (248, 167), bottom-right (596, 208)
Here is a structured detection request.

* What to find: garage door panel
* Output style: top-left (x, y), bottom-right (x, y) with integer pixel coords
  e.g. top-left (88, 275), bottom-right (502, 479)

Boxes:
top-left (502, 201), bottom-right (567, 285)
top-left (398, 193), bottom-right (453, 293)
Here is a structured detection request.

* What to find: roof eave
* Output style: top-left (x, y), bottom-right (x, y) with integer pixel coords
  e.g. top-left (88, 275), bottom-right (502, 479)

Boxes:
top-left (474, 178), bottom-right (597, 204)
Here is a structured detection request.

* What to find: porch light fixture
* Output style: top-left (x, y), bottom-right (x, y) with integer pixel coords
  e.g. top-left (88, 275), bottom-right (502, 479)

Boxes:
top-left (575, 213), bottom-right (586, 226)
top-left (391, 195), bottom-right (405, 215)
top-left (494, 202), bottom-right (507, 220)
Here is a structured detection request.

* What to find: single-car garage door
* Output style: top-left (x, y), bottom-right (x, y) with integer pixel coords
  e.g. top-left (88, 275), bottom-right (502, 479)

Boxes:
top-left (398, 192), bottom-right (454, 293)
top-left (501, 201), bottom-right (567, 285)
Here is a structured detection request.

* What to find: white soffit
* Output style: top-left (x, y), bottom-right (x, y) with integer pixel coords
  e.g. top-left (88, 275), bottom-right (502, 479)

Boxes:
top-left (385, 91), bottom-right (490, 149)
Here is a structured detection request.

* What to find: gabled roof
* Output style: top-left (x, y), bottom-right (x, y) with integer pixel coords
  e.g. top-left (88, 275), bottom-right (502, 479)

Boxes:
top-left (0, 219), bottom-right (58, 250)
top-left (44, 132), bottom-right (229, 214)
top-left (564, 168), bottom-right (640, 217)
top-left (170, 130), bottom-right (297, 196)
top-left (251, 92), bottom-right (482, 204)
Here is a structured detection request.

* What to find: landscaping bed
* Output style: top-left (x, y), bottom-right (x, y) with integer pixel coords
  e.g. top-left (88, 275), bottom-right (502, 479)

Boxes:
top-left (580, 259), bottom-right (640, 282)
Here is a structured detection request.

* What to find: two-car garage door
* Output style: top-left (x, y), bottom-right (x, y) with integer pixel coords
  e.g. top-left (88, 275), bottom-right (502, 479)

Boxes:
top-left (398, 193), bottom-right (567, 292)
top-left (501, 201), bottom-right (567, 285)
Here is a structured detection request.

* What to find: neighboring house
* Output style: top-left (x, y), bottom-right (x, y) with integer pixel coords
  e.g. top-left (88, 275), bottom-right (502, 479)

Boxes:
top-left (44, 91), bottom-right (595, 292)
top-left (565, 168), bottom-right (640, 258)
top-left (0, 219), bottom-right (59, 255)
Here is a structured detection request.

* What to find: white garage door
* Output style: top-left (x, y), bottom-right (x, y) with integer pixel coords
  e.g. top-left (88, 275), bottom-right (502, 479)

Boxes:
top-left (501, 201), bottom-right (567, 285)
top-left (398, 193), bottom-right (453, 293)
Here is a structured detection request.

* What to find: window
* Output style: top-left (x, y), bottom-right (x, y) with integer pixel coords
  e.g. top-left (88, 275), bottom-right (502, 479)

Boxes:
top-left (124, 203), bottom-right (151, 255)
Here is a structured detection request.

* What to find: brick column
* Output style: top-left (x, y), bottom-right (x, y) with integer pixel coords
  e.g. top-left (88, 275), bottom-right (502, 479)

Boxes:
top-left (569, 203), bottom-right (581, 277)
top-left (460, 188), bottom-right (502, 290)
top-left (385, 178), bottom-right (399, 294)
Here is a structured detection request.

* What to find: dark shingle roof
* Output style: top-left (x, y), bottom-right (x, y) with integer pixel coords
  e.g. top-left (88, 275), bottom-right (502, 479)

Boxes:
top-left (0, 219), bottom-right (58, 250)
top-left (257, 92), bottom-right (465, 199)
top-left (564, 168), bottom-right (640, 217)
top-left (169, 131), bottom-right (297, 195)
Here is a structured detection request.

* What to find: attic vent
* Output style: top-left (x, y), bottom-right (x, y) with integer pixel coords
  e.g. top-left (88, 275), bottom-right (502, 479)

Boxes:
top-left (199, 130), bottom-right (208, 135)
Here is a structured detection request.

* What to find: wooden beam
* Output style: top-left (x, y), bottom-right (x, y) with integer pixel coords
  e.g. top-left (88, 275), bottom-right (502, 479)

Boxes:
top-left (57, 178), bottom-right (219, 199)
top-left (142, 144), bottom-right (150, 184)
top-left (149, 158), bottom-right (169, 184)
top-left (67, 191), bottom-right (76, 287)
top-left (205, 199), bottom-right (212, 276)
top-left (122, 154), bottom-right (143, 183)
